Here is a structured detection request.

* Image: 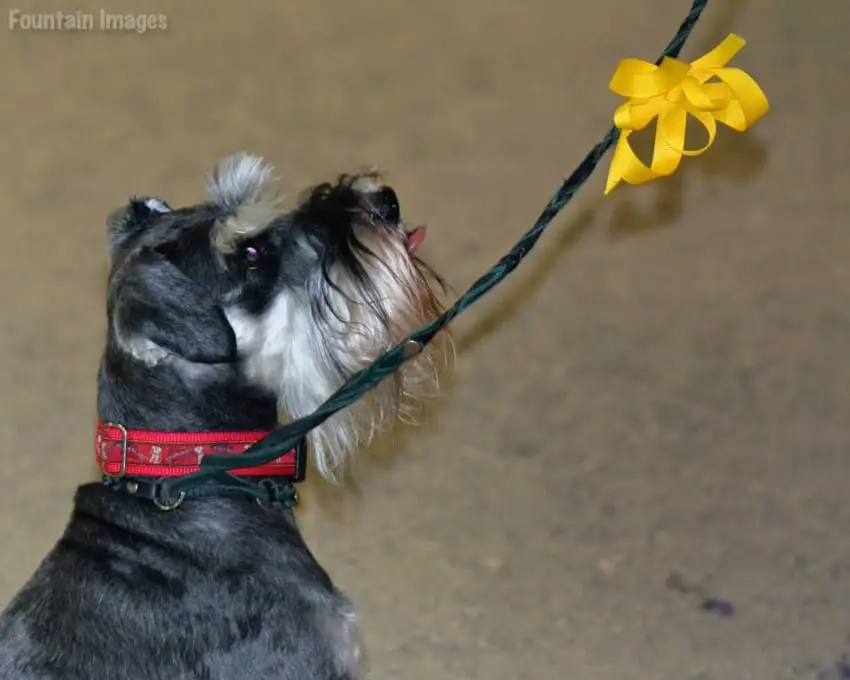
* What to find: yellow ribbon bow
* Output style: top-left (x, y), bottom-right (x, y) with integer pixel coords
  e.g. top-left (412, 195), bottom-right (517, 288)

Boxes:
top-left (604, 34), bottom-right (769, 194)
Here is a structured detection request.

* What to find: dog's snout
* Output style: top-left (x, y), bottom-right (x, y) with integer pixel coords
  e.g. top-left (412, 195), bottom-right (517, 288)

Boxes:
top-left (372, 186), bottom-right (400, 224)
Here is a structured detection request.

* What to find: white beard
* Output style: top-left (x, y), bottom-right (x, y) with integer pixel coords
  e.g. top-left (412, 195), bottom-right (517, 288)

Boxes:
top-left (207, 152), bottom-right (451, 479)
top-left (226, 227), bottom-right (450, 480)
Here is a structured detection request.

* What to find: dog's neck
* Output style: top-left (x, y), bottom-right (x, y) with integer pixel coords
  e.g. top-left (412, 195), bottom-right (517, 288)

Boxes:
top-left (94, 348), bottom-right (306, 493)
top-left (96, 347), bottom-right (279, 433)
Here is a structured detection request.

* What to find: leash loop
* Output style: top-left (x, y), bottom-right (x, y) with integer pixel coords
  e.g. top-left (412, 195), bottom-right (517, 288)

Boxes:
top-left (256, 478), bottom-right (300, 511)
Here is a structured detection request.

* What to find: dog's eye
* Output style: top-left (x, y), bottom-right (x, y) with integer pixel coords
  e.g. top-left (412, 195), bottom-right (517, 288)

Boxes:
top-left (244, 246), bottom-right (260, 267)
top-left (373, 187), bottom-right (401, 224)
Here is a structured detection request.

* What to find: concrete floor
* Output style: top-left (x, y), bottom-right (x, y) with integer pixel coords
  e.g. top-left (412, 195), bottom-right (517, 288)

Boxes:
top-left (2, 0), bottom-right (849, 678)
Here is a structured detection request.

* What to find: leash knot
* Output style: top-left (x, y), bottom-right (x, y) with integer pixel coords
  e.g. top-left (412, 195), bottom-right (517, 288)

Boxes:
top-left (256, 478), bottom-right (299, 511)
top-left (605, 33), bottom-right (769, 194)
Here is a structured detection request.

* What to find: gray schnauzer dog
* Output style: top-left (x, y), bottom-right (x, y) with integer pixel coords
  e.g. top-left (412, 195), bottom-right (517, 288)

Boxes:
top-left (0, 154), bottom-right (450, 679)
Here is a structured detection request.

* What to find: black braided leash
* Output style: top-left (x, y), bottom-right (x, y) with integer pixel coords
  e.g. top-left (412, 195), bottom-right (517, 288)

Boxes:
top-left (150, 0), bottom-right (710, 507)
top-left (103, 474), bottom-right (300, 512)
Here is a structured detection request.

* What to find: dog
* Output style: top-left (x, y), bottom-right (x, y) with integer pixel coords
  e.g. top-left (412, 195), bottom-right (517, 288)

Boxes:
top-left (0, 154), bottom-right (450, 679)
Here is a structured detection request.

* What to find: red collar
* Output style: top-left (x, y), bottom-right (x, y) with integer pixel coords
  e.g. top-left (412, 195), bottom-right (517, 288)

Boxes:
top-left (95, 421), bottom-right (301, 479)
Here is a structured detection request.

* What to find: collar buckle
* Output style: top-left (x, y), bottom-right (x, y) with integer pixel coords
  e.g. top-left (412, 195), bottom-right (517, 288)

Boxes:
top-left (101, 421), bottom-right (129, 478)
top-left (291, 436), bottom-right (308, 483)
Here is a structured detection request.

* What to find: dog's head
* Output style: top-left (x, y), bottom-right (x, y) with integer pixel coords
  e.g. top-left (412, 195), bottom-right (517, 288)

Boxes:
top-left (105, 153), bottom-right (450, 478)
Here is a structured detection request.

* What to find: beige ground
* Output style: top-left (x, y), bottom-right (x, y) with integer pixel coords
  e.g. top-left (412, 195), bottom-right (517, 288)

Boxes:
top-left (1, 0), bottom-right (849, 678)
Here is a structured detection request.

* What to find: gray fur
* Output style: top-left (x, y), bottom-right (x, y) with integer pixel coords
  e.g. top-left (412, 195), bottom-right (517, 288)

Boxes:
top-left (0, 154), bottom-right (450, 679)
top-left (206, 154), bottom-right (282, 253)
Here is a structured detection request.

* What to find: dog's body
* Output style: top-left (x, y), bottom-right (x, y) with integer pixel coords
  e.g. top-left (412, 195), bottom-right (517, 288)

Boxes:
top-left (0, 155), bottom-right (448, 679)
top-left (0, 488), bottom-right (359, 679)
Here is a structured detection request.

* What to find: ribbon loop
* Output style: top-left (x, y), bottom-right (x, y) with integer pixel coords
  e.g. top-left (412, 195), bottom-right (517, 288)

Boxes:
top-left (605, 33), bottom-right (769, 194)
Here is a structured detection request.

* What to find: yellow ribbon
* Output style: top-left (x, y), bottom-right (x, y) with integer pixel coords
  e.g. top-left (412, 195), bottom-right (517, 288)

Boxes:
top-left (604, 34), bottom-right (769, 195)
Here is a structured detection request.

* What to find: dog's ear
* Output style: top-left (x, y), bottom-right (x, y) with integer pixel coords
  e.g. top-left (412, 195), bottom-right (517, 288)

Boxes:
top-left (107, 196), bottom-right (172, 256)
top-left (206, 154), bottom-right (281, 253)
top-left (112, 248), bottom-right (237, 365)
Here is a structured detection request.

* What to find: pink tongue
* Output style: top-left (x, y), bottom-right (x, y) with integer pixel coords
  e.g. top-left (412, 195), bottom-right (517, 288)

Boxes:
top-left (405, 225), bottom-right (427, 253)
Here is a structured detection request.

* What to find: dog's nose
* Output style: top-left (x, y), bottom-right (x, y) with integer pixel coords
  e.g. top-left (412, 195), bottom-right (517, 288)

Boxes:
top-left (372, 186), bottom-right (401, 224)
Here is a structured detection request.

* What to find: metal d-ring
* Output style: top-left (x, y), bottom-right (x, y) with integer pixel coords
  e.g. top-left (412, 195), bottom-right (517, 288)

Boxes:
top-left (256, 479), bottom-right (299, 511)
top-left (153, 491), bottom-right (186, 511)
top-left (152, 481), bottom-right (186, 511)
